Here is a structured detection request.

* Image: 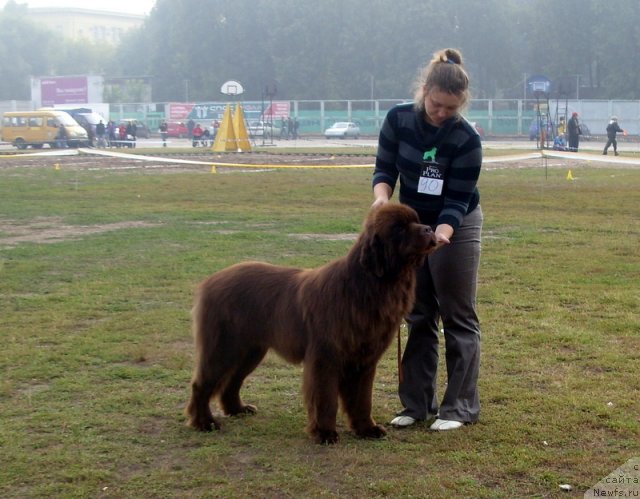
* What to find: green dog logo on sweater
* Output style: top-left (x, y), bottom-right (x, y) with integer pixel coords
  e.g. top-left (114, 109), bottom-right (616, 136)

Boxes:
top-left (422, 147), bottom-right (437, 162)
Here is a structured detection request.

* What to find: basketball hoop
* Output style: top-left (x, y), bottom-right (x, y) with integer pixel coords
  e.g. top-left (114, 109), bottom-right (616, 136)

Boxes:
top-left (220, 80), bottom-right (244, 96)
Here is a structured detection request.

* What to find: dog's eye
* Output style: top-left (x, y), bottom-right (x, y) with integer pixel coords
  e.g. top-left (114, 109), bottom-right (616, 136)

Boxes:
top-left (391, 224), bottom-right (406, 239)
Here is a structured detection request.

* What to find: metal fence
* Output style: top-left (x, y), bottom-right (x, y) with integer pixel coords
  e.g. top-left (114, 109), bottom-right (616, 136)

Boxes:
top-left (5, 98), bottom-right (640, 136)
top-left (121, 99), bottom-right (640, 137)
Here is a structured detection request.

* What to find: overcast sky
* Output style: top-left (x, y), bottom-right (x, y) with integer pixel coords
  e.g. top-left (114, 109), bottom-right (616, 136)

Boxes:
top-left (0, 0), bottom-right (156, 15)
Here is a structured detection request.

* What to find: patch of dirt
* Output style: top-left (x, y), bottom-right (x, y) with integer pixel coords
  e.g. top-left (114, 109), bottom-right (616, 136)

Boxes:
top-left (0, 217), bottom-right (159, 247)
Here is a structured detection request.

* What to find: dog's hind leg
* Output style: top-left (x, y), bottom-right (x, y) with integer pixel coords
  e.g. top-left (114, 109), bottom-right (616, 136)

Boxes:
top-left (219, 346), bottom-right (268, 416)
top-left (186, 334), bottom-right (230, 431)
top-left (186, 370), bottom-right (222, 432)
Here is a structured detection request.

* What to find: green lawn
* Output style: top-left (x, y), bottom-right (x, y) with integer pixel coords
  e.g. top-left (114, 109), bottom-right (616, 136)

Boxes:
top-left (0, 157), bottom-right (638, 498)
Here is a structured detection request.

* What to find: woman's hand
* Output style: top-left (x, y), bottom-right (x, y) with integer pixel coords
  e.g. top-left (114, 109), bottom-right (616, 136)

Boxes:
top-left (434, 223), bottom-right (453, 249)
top-left (371, 183), bottom-right (392, 210)
top-left (371, 196), bottom-right (389, 210)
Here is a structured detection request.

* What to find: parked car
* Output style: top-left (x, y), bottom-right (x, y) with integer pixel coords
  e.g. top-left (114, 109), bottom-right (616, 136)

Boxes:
top-left (53, 108), bottom-right (105, 138)
top-left (166, 121), bottom-right (189, 138)
top-left (247, 121), bottom-right (281, 138)
top-left (324, 121), bottom-right (360, 139)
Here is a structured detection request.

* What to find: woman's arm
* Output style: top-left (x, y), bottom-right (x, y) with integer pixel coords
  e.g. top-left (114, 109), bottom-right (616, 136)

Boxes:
top-left (371, 183), bottom-right (393, 209)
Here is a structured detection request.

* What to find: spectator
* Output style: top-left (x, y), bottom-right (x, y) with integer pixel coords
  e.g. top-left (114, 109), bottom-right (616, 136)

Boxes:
top-left (159, 120), bottom-right (168, 147)
top-left (54, 124), bottom-right (68, 148)
top-left (187, 119), bottom-right (195, 139)
top-left (603, 116), bottom-right (625, 156)
top-left (129, 121), bottom-right (138, 148)
top-left (95, 120), bottom-right (106, 148)
top-left (192, 123), bottom-right (204, 146)
top-left (107, 120), bottom-right (117, 147)
top-left (292, 117), bottom-right (299, 139)
top-left (567, 112), bottom-right (581, 152)
top-left (118, 123), bottom-right (127, 148)
top-left (202, 127), bottom-right (211, 147)
top-left (83, 123), bottom-right (95, 147)
top-left (287, 117), bottom-right (294, 139)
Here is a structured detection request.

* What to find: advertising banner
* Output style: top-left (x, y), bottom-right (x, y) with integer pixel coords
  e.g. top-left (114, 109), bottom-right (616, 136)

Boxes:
top-left (263, 101), bottom-right (290, 119)
top-left (168, 101), bottom-right (291, 123)
top-left (167, 102), bottom-right (196, 120)
top-left (41, 76), bottom-right (89, 106)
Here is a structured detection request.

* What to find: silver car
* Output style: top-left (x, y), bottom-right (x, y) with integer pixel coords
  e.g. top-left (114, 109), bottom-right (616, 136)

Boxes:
top-left (324, 121), bottom-right (360, 139)
top-left (247, 121), bottom-right (281, 138)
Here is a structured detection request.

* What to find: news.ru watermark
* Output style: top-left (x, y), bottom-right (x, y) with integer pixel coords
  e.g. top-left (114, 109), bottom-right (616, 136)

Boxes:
top-left (585, 458), bottom-right (640, 497)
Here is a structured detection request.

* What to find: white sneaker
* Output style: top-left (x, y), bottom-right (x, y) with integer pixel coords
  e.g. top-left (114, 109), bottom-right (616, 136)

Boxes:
top-left (389, 415), bottom-right (417, 428)
top-left (429, 418), bottom-right (464, 431)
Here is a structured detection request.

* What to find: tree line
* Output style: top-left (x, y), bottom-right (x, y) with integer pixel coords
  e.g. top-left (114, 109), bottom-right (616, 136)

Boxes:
top-left (1, 0), bottom-right (638, 103)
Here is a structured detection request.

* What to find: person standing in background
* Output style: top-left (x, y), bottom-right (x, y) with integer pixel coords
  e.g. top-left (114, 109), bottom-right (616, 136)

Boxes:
top-left (603, 116), bottom-right (625, 156)
top-left (159, 120), bottom-right (168, 147)
top-left (567, 112), bottom-right (581, 152)
top-left (95, 120), bottom-right (106, 148)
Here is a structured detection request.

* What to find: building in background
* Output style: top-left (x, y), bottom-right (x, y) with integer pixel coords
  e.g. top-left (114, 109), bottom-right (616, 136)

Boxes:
top-left (28, 7), bottom-right (145, 45)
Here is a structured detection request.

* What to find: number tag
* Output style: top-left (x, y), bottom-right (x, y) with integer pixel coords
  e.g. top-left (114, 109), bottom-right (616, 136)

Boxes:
top-left (418, 162), bottom-right (444, 196)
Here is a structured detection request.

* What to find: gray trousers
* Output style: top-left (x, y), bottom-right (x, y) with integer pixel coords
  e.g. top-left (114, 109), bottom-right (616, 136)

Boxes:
top-left (397, 206), bottom-right (483, 422)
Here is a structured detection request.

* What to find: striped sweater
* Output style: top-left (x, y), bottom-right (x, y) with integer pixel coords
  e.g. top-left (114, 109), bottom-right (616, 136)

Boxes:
top-left (373, 103), bottom-right (482, 230)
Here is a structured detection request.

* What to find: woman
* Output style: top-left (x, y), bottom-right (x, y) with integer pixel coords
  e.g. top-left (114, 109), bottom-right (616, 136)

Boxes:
top-left (567, 112), bottom-right (581, 152)
top-left (372, 48), bottom-right (483, 431)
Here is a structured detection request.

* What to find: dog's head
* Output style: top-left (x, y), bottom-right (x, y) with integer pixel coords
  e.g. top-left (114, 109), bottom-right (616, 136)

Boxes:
top-left (359, 204), bottom-right (437, 278)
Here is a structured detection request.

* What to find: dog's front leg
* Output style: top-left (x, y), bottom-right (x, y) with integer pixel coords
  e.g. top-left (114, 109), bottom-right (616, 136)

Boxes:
top-left (303, 358), bottom-right (339, 444)
top-left (340, 363), bottom-right (386, 439)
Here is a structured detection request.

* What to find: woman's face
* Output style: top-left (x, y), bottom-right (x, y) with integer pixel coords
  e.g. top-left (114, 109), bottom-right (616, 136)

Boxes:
top-left (423, 86), bottom-right (464, 127)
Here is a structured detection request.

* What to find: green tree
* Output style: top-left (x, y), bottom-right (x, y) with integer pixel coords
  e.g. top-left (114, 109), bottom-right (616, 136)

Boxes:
top-left (0, 2), bottom-right (56, 100)
top-left (4, 0), bottom-right (640, 102)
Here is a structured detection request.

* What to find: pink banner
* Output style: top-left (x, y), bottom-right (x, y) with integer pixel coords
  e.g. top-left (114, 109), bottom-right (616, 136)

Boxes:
top-left (263, 101), bottom-right (290, 119)
top-left (168, 102), bottom-right (195, 120)
top-left (41, 76), bottom-right (88, 106)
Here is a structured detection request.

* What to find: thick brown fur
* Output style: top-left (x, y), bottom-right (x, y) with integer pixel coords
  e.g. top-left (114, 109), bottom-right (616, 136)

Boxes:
top-left (185, 203), bottom-right (437, 444)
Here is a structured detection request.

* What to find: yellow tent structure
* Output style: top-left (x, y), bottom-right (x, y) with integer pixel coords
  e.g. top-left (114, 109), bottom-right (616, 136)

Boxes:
top-left (211, 104), bottom-right (237, 152)
top-left (233, 105), bottom-right (251, 152)
top-left (211, 104), bottom-right (252, 152)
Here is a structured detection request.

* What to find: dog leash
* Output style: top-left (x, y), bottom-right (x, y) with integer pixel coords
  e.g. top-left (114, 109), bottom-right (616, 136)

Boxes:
top-left (397, 326), bottom-right (404, 383)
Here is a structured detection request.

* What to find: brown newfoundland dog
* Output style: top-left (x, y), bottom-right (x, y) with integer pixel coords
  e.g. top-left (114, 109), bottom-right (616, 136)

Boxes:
top-left (186, 203), bottom-right (437, 444)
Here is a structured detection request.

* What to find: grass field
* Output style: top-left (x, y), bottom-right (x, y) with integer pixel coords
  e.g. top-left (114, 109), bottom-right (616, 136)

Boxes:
top-left (0, 155), bottom-right (638, 498)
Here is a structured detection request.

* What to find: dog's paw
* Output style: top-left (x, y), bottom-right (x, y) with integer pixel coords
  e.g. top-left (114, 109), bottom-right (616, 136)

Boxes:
top-left (189, 414), bottom-right (221, 432)
top-left (225, 404), bottom-right (257, 416)
top-left (239, 404), bottom-right (257, 414)
top-left (316, 429), bottom-right (339, 445)
top-left (355, 424), bottom-right (387, 439)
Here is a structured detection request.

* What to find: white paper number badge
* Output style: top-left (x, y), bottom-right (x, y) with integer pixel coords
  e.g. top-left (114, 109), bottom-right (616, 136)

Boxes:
top-left (418, 147), bottom-right (444, 196)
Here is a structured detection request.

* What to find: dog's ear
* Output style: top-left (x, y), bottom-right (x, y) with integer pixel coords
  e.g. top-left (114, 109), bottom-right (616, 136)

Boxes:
top-left (360, 233), bottom-right (387, 278)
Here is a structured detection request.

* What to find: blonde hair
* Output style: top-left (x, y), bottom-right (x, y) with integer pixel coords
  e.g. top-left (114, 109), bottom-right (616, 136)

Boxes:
top-left (413, 48), bottom-right (470, 111)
